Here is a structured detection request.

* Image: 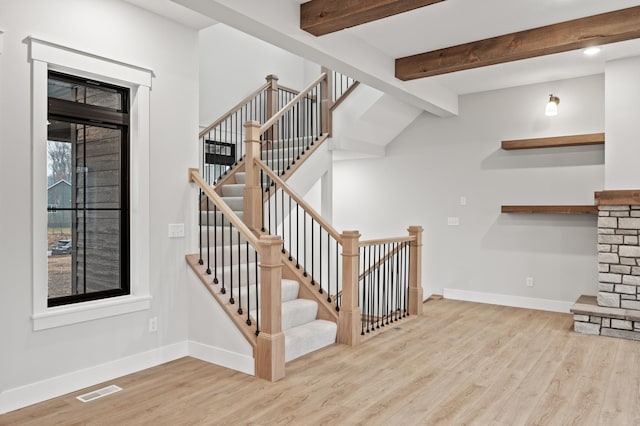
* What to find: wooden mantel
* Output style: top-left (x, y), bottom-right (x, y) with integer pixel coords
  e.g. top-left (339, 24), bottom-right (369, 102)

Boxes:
top-left (595, 190), bottom-right (640, 206)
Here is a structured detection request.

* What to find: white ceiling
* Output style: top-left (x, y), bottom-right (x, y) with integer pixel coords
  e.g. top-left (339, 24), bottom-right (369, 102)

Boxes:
top-left (128, 0), bottom-right (640, 111)
top-left (342, 0), bottom-right (640, 94)
top-left (123, 0), bottom-right (216, 29)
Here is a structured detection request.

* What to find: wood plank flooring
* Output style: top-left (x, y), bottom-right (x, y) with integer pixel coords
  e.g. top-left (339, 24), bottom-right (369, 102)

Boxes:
top-left (3, 299), bottom-right (639, 425)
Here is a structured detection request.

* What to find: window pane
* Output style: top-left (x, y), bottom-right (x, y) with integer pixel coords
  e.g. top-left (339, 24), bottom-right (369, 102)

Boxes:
top-left (47, 72), bottom-right (129, 306)
top-left (48, 74), bottom-right (125, 112)
top-left (75, 125), bottom-right (122, 209)
top-left (75, 210), bottom-right (122, 295)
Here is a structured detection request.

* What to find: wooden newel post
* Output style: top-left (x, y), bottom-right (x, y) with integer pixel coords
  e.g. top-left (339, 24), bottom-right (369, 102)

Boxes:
top-left (255, 234), bottom-right (285, 381)
top-left (243, 121), bottom-right (262, 231)
top-left (407, 226), bottom-right (424, 316)
top-left (265, 74), bottom-right (279, 141)
top-left (320, 67), bottom-right (332, 136)
top-left (337, 230), bottom-right (361, 346)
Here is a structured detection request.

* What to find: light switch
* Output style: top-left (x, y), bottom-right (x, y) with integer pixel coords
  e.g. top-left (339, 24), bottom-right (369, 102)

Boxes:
top-left (168, 223), bottom-right (185, 238)
top-left (447, 217), bottom-right (460, 226)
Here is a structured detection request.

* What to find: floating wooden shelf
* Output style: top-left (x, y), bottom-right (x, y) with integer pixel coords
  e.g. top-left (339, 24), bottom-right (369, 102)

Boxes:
top-left (501, 205), bottom-right (598, 215)
top-left (501, 133), bottom-right (605, 150)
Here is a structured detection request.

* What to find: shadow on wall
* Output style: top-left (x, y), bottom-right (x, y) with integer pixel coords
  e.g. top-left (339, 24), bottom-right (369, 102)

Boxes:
top-left (481, 214), bottom-right (597, 255)
top-left (481, 145), bottom-right (604, 170)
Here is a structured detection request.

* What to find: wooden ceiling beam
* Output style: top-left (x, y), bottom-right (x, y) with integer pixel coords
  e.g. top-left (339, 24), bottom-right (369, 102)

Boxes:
top-left (396, 6), bottom-right (640, 81)
top-left (300, 0), bottom-right (445, 36)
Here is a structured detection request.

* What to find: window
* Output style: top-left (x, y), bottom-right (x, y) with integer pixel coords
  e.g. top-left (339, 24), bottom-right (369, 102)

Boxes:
top-left (30, 38), bottom-right (152, 330)
top-left (47, 71), bottom-right (130, 306)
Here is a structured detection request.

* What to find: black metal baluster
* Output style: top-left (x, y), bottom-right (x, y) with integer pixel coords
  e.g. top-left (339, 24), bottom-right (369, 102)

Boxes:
top-left (198, 191), bottom-right (203, 265)
top-left (370, 246), bottom-right (375, 332)
top-left (254, 250), bottom-right (259, 335)
top-left (318, 83), bottom-right (323, 138)
top-left (220, 212), bottom-right (226, 293)
top-left (310, 218), bottom-right (315, 284)
top-left (302, 210), bottom-right (307, 276)
top-left (205, 197), bottom-right (211, 274)
top-left (376, 244), bottom-right (381, 329)
top-left (319, 227), bottom-right (323, 294)
top-left (293, 203), bottom-right (299, 269)
top-left (260, 169), bottom-right (266, 232)
top-left (327, 232), bottom-right (331, 302)
top-left (335, 240), bottom-right (339, 311)
top-left (404, 244), bottom-right (408, 317)
top-left (213, 205), bottom-right (218, 283)
top-left (268, 170), bottom-right (272, 233)
top-left (381, 244), bottom-right (387, 327)
top-left (360, 246), bottom-right (365, 335)
top-left (288, 195), bottom-right (292, 260)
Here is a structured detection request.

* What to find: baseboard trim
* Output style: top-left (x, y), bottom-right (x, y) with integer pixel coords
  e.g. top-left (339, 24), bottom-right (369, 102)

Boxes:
top-left (443, 288), bottom-right (573, 313)
top-left (188, 341), bottom-right (255, 376)
top-left (0, 342), bottom-right (188, 415)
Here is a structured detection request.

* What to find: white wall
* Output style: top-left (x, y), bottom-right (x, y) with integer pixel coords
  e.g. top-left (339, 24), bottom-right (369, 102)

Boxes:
top-left (605, 55), bottom-right (640, 190)
top-left (0, 0), bottom-right (198, 411)
top-left (199, 24), bottom-right (318, 127)
top-left (333, 74), bottom-right (605, 309)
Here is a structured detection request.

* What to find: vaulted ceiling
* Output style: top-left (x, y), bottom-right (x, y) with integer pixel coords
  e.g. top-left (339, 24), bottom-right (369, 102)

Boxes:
top-left (129, 0), bottom-right (640, 116)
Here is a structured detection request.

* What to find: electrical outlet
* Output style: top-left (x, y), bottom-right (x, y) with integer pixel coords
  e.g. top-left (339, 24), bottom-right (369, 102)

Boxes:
top-left (149, 317), bottom-right (158, 332)
top-left (526, 277), bottom-right (534, 287)
top-left (460, 196), bottom-right (467, 206)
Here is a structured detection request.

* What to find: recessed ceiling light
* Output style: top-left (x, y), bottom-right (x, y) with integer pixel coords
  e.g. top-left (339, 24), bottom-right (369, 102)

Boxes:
top-left (583, 46), bottom-right (601, 56)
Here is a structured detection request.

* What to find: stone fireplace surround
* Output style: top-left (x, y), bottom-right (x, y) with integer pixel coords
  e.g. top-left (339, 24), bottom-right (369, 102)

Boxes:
top-left (572, 190), bottom-right (640, 340)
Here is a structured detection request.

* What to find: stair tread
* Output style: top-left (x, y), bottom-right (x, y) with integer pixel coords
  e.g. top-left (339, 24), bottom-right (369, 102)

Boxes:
top-left (249, 297), bottom-right (318, 332)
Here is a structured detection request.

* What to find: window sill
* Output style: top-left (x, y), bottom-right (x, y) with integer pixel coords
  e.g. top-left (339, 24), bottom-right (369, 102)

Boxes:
top-left (32, 295), bottom-right (152, 331)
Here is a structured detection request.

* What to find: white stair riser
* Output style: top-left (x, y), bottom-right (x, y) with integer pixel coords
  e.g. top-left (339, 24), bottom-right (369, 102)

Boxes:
top-left (218, 279), bottom-right (300, 311)
top-left (249, 299), bottom-right (319, 332)
top-left (220, 196), bottom-right (244, 211)
top-left (199, 211), bottom-right (244, 228)
top-left (284, 320), bottom-right (337, 362)
top-left (221, 184), bottom-right (245, 197)
top-left (282, 299), bottom-right (319, 330)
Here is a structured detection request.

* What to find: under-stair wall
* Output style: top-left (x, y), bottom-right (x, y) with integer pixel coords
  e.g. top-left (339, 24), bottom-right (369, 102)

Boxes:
top-left (330, 84), bottom-right (422, 160)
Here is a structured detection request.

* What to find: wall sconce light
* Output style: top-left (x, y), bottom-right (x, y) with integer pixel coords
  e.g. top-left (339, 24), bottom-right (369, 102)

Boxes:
top-left (545, 94), bottom-right (559, 116)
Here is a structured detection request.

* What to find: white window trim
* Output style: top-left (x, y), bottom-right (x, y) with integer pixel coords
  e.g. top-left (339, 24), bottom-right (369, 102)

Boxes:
top-left (29, 37), bottom-right (154, 330)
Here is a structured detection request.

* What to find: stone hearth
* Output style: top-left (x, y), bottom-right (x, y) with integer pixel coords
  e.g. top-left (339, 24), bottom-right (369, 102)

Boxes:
top-left (572, 190), bottom-right (640, 340)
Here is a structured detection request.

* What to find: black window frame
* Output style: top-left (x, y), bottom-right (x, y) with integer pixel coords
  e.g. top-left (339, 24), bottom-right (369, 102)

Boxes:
top-left (47, 70), bottom-right (131, 307)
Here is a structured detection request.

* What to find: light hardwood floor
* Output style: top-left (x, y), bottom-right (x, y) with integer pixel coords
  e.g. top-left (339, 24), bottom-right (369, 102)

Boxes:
top-left (3, 299), bottom-right (639, 425)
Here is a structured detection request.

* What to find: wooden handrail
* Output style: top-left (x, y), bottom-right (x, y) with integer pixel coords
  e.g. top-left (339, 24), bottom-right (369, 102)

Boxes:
top-left (358, 240), bottom-right (410, 281)
top-left (199, 81), bottom-right (271, 139)
top-left (277, 84), bottom-right (300, 96)
top-left (254, 158), bottom-right (343, 243)
top-left (189, 169), bottom-right (261, 248)
top-left (260, 73), bottom-right (327, 135)
top-left (330, 81), bottom-right (360, 112)
top-left (359, 235), bottom-right (415, 247)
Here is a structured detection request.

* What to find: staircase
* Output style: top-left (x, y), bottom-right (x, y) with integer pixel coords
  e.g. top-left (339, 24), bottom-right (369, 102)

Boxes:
top-left (217, 171), bottom-right (337, 363)
top-left (187, 70), bottom-right (423, 382)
